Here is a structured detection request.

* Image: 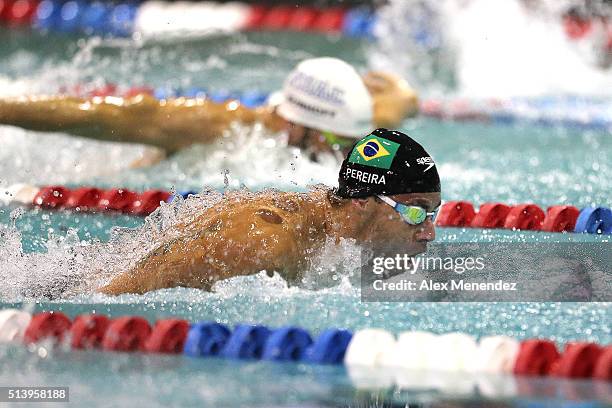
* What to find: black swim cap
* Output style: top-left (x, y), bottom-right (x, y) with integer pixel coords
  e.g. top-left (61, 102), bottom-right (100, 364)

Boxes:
top-left (336, 128), bottom-right (440, 198)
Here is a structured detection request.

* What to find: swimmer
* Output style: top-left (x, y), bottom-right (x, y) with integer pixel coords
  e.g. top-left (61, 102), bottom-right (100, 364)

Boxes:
top-left (0, 58), bottom-right (418, 164)
top-left (99, 128), bottom-right (441, 295)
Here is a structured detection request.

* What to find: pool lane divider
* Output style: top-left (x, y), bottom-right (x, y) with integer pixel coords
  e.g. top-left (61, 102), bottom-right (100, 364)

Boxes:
top-left (436, 201), bottom-right (612, 234)
top-left (0, 1), bottom-right (378, 39)
top-left (0, 309), bottom-right (610, 381)
top-left (1, 184), bottom-right (610, 235)
top-left (1, 184), bottom-right (173, 216)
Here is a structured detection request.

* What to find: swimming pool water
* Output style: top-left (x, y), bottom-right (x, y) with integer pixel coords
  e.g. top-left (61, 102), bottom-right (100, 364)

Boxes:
top-left (0, 17), bottom-right (610, 408)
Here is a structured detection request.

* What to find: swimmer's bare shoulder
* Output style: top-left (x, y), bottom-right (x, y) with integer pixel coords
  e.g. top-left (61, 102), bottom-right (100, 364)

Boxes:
top-left (99, 190), bottom-right (328, 295)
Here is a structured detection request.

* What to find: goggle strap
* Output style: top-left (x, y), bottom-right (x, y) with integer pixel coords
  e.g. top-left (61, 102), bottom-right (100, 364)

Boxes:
top-left (376, 195), bottom-right (398, 209)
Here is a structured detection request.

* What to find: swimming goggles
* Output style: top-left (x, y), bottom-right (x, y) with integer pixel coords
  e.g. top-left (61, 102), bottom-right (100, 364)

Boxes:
top-left (376, 195), bottom-right (438, 226)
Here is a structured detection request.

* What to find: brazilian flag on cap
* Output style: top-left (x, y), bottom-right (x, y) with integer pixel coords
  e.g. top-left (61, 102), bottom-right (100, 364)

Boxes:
top-left (348, 135), bottom-right (400, 169)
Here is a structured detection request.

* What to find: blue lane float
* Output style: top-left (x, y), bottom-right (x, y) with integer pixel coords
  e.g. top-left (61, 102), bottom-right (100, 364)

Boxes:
top-left (153, 87), bottom-right (178, 100)
top-left (57, 1), bottom-right (83, 33)
top-left (33, 0), bottom-right (135, 36)
top-left (182, 87), bottom-right (207, 99)
top-left (184, 323), bottom-right (352, 365)
top-left (342, 7), bottom-right (376, 38)
top-left (79, 2), bottom-right (111, 35)
top-left (262, 326), bottom-right (313, 362)
top-left (220, 324), bottom-right (272, 360)
top-left (108, 3), bottom-right (136, 37)
top-left (302, 328), bottom-right (353, 364)
top-left (575, 207), bottom-right (612, 234)
top-left (239, 91), bottom-right (270, 109)
top-left (34, 0), bottom-right (62, 30)
top-left (183, 322), bottom-right (231, 357)
top-left (208, 90), bottom-right (239, 104)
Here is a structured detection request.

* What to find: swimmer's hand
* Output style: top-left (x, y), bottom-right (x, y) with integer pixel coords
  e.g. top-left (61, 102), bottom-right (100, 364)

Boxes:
top-left (363, 71), bottom-right (419, 127)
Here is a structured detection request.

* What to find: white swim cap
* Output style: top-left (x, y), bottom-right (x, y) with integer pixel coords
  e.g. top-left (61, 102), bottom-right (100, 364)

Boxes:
top-left (276, 57), bottom-right (373, 138)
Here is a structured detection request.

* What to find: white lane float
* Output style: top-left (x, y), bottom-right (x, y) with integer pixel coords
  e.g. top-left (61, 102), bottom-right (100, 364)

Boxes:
top-left (344, 329), bottom-right (396, 389)
top-left (390, 331), bottom-right (439, 390)
top-left (0, 184), bottom-right (39, 206)
top-left (0, 309), bottom-right (32, 343)
top-left (134, 1), bottom-right (250, 38)
top-left (476, 335), bottom-right (520, 374)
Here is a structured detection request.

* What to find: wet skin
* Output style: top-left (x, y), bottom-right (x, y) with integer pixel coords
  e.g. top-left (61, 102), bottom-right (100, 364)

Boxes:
top-left (99, 189), bottom-right (441, 295)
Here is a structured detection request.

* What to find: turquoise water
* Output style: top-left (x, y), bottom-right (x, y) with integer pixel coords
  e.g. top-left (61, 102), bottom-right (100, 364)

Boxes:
top-left (0, 21), bottom-right (611, 408)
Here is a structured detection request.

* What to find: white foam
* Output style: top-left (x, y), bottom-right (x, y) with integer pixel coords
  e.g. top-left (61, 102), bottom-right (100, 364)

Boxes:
top-left (445, 0), bottom-right (612, 97)
top-left (373, 0), bottom-right (612, 98)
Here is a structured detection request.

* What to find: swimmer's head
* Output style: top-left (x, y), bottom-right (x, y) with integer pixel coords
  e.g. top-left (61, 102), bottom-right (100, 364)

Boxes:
top-left (336, 128), bottom-right (440, 198)
top-left (275, 57), bottom-right (373, 155)
top-left (330, 128), bottom-right (441, 252)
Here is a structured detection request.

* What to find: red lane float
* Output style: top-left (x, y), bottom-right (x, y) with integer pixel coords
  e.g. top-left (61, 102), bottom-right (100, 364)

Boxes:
top-left (124, 86), bottom-right (154, 98)
top-left (514, 339), bottom-right (560, 376)
top-left (287, 7), bottom-right (319, 31)
top-left (97, 188), bottom-right (138, 212)
top-left (33, 185), bottom-right (70, 208)
top-left (130, 190), bottom-right (171, 216)
top-left (552, 342), bottom-right (603, 378)
top-left (437, 201), bottom-right (587, 233)
top-left (70, 314), bottom-right (110, 349)
top-left (244, 5), bottom-right (268, 30)
top-left (312, 7), bottom-right (345, 33)
top-left (435, 201), bottom-right (476, 227)
top-left (23, 312), bottom-right (71, 344)
top-left (593, 346), bottom-right (612, 381)
top-left (261, 6), bottom-right (293, 30)
top-left (6, 0), bottom-right (38, 25)
top-left (102, 316), bottom-right (152, 352)
top-left (89, 84), bottom-right (118, 97)
top-left (503, 204), bottom-right (546, 231)
top-left (0, 0), bottom-right (7, 21)
top-left (471, 203), bottom-right (511, 229)
top-left (65, 187), bottom-right (102, 210)
top-left (27, 186), bottom-right (171, 216)
top-left (144, 319), bottom-right (189, 354)
top-left (541, 205), bottom-right (580, 232)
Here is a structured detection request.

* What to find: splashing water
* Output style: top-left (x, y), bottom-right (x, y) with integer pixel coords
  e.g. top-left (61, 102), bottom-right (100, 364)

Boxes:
top-left (0, 190), bottom-right (227, 301)
top-left (372, 0), bottom-right (612, 97)
top-left (0, 121), bottom-right (339, 190)
top-left (92, 122), bottom-right (339, 191)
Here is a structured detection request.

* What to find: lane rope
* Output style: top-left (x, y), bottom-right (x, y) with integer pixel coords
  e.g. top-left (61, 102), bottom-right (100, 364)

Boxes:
top-left (0, 1), bottom-right (377, 38)
top-left (2, 184), bottom-right (609, 234)
top-left (0, 309), bottom-right (609, 382)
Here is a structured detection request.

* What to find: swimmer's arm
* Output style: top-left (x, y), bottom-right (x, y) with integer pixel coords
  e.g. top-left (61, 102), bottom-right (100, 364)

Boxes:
top-left (0, 95), bottom-right (284, 154)
top-left (98, 220), bottom-right (299, 295)
top-left (0, 94), bottom-right (181, 151)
